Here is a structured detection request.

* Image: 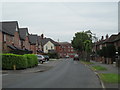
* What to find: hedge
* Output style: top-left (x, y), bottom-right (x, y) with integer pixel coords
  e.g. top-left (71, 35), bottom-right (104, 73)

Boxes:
top-left (2, 53), bottom-right (38, 70)
top-left (24, 54), bottom-right (38, 68)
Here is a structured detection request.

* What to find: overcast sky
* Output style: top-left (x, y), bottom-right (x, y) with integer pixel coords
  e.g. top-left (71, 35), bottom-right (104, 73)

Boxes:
top-left (1, 2), bottom-right (118, 42)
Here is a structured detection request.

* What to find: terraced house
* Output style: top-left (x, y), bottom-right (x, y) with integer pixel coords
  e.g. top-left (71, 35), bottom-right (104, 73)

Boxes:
top-left (0, 21), bottom-right (76, 57)
top-left (0, 21), bottom-right (37, 54)
top-left (93, 32), bottom-right (120, 65)
top-left (0, 21), bottom-right (22, 53)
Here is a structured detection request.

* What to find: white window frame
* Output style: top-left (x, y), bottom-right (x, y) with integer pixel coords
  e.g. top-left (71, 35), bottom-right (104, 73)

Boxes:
top-left (3, 34), bottom-right (6, 42)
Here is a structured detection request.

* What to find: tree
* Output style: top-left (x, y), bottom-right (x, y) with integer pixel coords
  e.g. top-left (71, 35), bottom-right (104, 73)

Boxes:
top-left (71, 30), bottom-right (92, 60)
top-left (83, 40), bottom-right (92, 61)
top-left (106, 44), bottom-right (116, 58)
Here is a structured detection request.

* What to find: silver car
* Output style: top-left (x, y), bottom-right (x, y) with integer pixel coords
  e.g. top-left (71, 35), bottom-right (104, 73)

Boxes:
top-left (36, 54), bottom-right (45, 64)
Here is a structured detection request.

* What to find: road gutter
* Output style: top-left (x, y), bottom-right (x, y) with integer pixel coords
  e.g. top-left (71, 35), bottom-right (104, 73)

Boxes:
top-left (80, 61), bottom-right (105, 88)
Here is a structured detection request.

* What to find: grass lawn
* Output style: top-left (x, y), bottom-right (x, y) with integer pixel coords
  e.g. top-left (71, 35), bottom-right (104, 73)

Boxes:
top-left (91, 65), bottom-right (107, 71)
top-left (81, 60), bottom-right (94, 65)
top-left (99, 73), bottom-right (120, 83)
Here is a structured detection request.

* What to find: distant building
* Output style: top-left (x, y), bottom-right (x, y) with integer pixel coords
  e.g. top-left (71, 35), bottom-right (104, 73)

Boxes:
top-left (57, 42), bottom-right (76, 58)
top-left (40, 35), bottom-right (60, 53)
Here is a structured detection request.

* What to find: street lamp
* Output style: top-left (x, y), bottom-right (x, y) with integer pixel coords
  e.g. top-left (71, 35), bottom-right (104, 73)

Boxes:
top-left (115, 51), bottom-right (119, 67)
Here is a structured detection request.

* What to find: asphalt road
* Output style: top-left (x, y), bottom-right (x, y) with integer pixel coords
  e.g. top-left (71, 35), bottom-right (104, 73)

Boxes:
top-left (2, 59), bottom-right (102, 88)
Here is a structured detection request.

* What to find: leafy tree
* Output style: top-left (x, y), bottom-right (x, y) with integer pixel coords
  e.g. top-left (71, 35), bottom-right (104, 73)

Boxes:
top-left (83, 40), bottom-right (92, 61)
top-left (106, 44), bottom-right (116, 58)
top-left (71, 30), bottom-right (93, 60)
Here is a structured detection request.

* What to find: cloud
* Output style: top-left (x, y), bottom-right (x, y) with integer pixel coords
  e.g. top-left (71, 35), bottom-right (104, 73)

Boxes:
top-left (2, 2), bottom-right (118, 42)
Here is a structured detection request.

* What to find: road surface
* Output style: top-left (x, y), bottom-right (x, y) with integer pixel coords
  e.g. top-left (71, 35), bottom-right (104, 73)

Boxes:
top-left (2, 59), bottom-right (102, 88)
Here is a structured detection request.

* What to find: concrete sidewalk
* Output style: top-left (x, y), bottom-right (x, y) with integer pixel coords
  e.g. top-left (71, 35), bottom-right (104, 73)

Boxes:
top-left (89, 60), bottom-right (120, 88)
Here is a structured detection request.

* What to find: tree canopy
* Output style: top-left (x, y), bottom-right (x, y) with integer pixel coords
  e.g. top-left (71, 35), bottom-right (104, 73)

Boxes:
top-left (71, 30), bottom-right (92, 52)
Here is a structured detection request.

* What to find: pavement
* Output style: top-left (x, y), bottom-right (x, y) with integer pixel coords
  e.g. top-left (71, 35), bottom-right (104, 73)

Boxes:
top-left (82, 60), bottom-right (120, 88)
top-left (2, 58), bottom-right (102, 88)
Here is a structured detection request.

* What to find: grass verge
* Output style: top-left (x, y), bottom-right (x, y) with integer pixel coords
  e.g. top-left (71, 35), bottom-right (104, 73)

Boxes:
top-left (91, 65), bottom-right (107, 71)
top-left (99, 73), bottom-right (120, 83)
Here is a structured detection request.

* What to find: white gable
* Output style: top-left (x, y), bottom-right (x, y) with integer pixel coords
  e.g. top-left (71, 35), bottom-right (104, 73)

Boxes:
top-left (43, 41), bottom-right (55, 53)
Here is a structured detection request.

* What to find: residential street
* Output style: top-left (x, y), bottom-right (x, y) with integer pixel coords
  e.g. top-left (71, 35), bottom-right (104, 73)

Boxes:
top-left (2, 59), bottom-right (102, 88)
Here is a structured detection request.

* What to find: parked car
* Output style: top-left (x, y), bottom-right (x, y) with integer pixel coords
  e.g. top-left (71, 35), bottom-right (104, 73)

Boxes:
top-left (36, 54), bottom-right (45, 64)
top-left (43, 55), bottom-right (49, 61)
top-left (65, 55), bottom-right (69, 58)
top-left (73, 54), bottom-right (79, 61)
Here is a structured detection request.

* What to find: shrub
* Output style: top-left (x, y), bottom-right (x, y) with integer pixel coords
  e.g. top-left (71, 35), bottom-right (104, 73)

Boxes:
top-left (48, 52), bottom-right (59, 59)
top-left (2, 53), bottom-right (28, 70)
top-left (2, 54), bottom-right (38, 70)
top-left (24, 54), bottom-right (38, 68)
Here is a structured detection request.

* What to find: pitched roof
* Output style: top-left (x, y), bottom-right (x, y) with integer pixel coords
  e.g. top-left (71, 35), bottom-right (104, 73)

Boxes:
top-left (28, 34), bottom-right (38, 45)
top-left (19, 28), bottom-right (29, 40)
top-left (114, 32), bottom-right (120, 41)
top-left (96, 39), bottom-right (106, 45)
top-left (59, 42), bottom-right (72, 46)
top-left (0, 21), bottom-right (19, 36)
top-left (104, 34), bottom-right (118, 43)
top-left (40, 38), bottom-right (60, 46)
top-left (37, 36), bottom-right (41, 45)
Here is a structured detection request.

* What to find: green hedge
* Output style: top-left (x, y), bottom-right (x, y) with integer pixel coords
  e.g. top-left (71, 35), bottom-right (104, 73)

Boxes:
top-left (2, 53), bottom-right (38, 70)
top-left (24, 54), bottom-right (38, 68)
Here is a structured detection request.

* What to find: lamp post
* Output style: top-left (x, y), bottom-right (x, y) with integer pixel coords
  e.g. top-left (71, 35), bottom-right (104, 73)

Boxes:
top-left (115, 51), bottom-right (119, 67)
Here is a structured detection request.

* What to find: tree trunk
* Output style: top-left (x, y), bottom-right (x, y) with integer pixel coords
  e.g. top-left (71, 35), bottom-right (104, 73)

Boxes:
top-left (86, 53), bottom-right (90, 62)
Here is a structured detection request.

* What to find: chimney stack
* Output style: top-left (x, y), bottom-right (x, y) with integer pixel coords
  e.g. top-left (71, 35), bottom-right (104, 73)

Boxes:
top-left (106, 34), bottom-right (109, 39)
top-left (101, 36), bottom-right (104, 40)
top-left (41, 34), bottom-right (44, 39)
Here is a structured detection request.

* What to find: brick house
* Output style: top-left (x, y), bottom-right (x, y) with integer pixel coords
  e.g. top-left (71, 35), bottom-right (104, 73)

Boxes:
top-left (94, 33), bottom-right (120, 64)
top-left (58, 42), bottom-right (76, 58)
top-left (19, 28), bottom-right (30, 50)
top-left (28, 34), bottom-right (38, 54)
top-left (113, 32), bottom-right (120, 50)
top-left (0, 21), bottom-right (22, 53)
top-left (37, 36), bottom-right (44, 54)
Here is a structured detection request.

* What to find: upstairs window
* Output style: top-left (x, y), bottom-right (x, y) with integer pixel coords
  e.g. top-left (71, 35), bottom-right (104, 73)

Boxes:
top-left (51, 46), bottom-right (53, 49)
top-left (3, 34), bottom-right (6, 42)
top-left (46, 46), bottom-right (48, 50)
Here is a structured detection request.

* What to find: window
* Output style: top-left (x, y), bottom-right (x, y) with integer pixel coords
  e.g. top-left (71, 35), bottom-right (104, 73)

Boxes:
top-left (3, 34), bottom-right (6, 42)
top-left (51, 46), bottom-right (53, 49)
top-left (46, 46), bottom-right (48, 50)
top-left (12, 37), bottom-right (14, 42)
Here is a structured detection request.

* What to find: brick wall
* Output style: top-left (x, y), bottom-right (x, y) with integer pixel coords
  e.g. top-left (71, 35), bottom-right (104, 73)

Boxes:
top-left (0, 31), bottom-right (2, 53)
top-left (57, 44), bottom-right (76, 58)
top-left (14, 31), bottom-right (21, 48)
top-left (24, 36), bottom-right (30, 50)
top-left (30, 45), bottom-right (36, 54)
top-left (2, 33), bottom-right (14, 52)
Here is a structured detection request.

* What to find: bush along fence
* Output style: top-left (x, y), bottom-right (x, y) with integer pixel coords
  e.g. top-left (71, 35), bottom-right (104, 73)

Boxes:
top-left (2, 53), bottom-right (38, 70)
